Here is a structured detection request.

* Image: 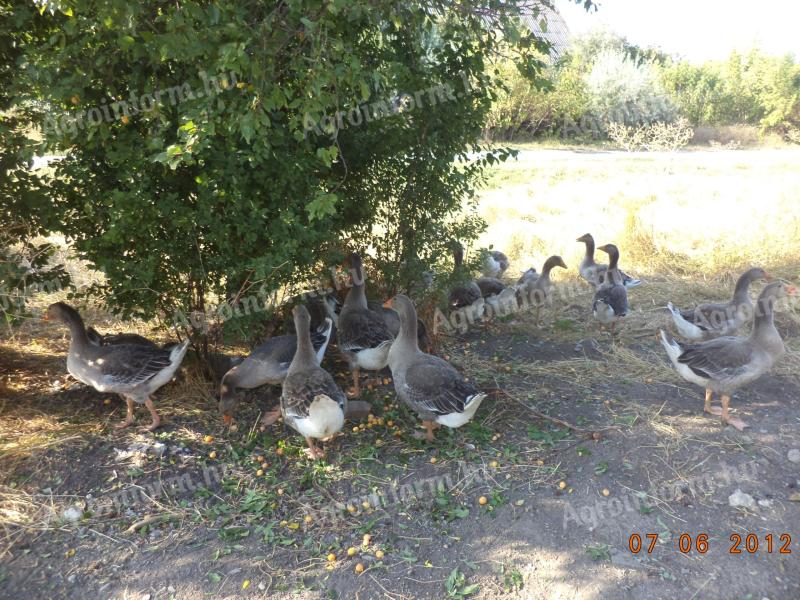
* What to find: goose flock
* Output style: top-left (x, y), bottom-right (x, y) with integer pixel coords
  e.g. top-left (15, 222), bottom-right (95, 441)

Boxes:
top-left (44, 234), bottom-right (796, 457)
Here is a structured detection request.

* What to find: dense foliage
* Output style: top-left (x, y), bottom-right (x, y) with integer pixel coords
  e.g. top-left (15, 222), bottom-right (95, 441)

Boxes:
top-left (488, 30), bottom-right (800, 142)
top-left (1, 1), bottom-right (72, 323)
top-left (2, 0), bottom-right (591, 350)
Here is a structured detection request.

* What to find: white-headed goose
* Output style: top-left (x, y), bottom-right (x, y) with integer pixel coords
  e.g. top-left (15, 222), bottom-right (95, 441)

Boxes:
top-left (591, 244), bottom-right (629, 333)
top-left (386, 294), bottom-right (486, 441)
top-left (482, 250), bottom-right (509, 278)
top-left (577, 233), bottom-right (641, 288)
top-left (337, 253), bottom-right (394, 397)
top-left (667, 267), bottom-right (770, 340)
top-left (46, 302), bottom-right (189, 430)
top-left (281, 305), bottom-right (346, 459)
top-left (660, 281), bottom-right (796, 430)
top-left (218, 318), bottom-right (333, 426)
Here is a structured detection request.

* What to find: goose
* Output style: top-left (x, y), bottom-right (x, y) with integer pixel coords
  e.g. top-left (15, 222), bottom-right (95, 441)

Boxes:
top-left (516, 255), bottom-right (568, 323)
top-left (337, 253), bottom-right (394, 397)
top-left (591, 244), bottom-right (629, 333)
top-left (86, 327), bottom-right (159, 348)
top-left (386, 294), bottom-right (486, 441)
top-left (476, 277), bottom-right (506, 299)
top-left (281, 305), bottom-right (346, 458)
top-left (660, 281), bottom-right (796, 430)
top-left (448, 243), bottom-right (485, 322)
top-left (482, 250), bottom-right (509, 278)
top-left (218, 318), bottom-right (333, 426)
top-left (45, 302), bottom-right (189, 430)
top-left (516, 267), bottom-right (539, 286)
top-left (666, 268), bottom-right (770, 340)
top-left (577, 234), bottom-right (641, 288)
top-left (484, 285), bottom-right (520, 319)
top-left (368, 300), bottom-right (431, 353)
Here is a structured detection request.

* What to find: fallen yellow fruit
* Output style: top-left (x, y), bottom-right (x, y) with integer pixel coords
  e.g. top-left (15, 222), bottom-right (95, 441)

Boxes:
top-left (602, 488), bottom-right (610, 497)
top-left (375, 550), bottom-right (384, 559)
top-left (362, 534), bottom-right (371, 546)
top-left (209, 451), bottom-right (217, 459)
top-left (347, 547), bottom-right (357, 557)
top-left (304, 515), bottom-right (313, 524)
top-left (355, 563), bottom-right (365, 574)
top-left (327, 553), bottom-right (336, 562)
top-left (430, 457), bottom-right (437, 464)
top-left (256, 469), bottom-right (264, 477)
top-left (242, 579), bottom-right (250, 589)
top-left (558, 481), bottom-right (567, 490)
top-left (478, 496), bottom-right (488, 506)
top-left (489, 460), bottom-right (499, 468)
top-left (203, 435), bottom-right (214, 443)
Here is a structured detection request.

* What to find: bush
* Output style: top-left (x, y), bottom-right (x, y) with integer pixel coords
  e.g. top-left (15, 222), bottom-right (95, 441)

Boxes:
top-left (607, 118), bottom-right (693, 152)
top-left (6, 0), bottom-right (575, 358)
top-left (583, 47), bottom-right (677, 131)
top-left (485, 59), bottom-right (589, 140)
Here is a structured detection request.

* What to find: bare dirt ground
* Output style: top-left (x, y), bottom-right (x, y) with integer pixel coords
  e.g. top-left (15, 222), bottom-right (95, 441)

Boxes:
top-left (2, 278), bottom-right (799, 600)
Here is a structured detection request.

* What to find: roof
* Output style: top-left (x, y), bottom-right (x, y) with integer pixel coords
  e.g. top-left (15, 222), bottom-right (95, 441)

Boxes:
top-left (521, 3), bottom-right (572, 58)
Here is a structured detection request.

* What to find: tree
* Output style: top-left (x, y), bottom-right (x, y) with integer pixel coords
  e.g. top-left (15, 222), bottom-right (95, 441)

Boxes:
top-left (1, 1), bottom-right (71, 323)
top-left (7, 0), bottom-right (592, 356)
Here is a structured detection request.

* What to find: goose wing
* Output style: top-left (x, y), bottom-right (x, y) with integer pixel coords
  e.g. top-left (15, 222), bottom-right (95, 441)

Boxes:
top-left (282, 368), bottom-right (346, 419)
top-left (97, 344), bottom-right (177, 388)
top-left (677, 337), bottom-right (756, 380)
top-left (402, 355), bottom-right (478, 416)
top-left (338, 308), bottom-right (393, 353)
top-left (593, 284), bottom-right (629, 317)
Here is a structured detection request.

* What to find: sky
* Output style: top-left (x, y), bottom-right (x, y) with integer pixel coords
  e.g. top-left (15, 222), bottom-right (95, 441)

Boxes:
top-left (556, 0), bottom-right (800, 62)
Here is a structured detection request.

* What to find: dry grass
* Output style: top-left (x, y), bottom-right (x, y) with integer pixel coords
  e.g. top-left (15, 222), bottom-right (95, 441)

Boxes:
top-left (476, 148), bottom-right (800, 284)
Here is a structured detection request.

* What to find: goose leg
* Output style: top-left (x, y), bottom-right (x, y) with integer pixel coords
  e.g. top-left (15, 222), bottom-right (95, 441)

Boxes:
top-left (348, 368), bottom-right (361, 398)
top-left (144, 397), bottom-right (161, 431)
top-left (720, 395), bottom-right (747, 430)
top-left (703, 389), bottom-right (722, 415)
top-left (115, 397), bottom-right (135, 429)
top-left (259, 407), bottom-right (281, 430)
top-left (304, 437), bottom-right (325, 459)
top-left (422, 420), bottom-right (440, 442)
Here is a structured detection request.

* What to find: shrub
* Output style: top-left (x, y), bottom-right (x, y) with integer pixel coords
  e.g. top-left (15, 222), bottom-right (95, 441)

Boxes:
top-left (607, 118), bottom-right (693, 152)
top-left (7, 0), bottom-right (581, 358)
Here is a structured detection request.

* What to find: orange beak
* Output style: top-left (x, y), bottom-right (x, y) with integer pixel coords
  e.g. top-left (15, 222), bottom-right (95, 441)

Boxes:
top-left (222, 414), bottom-right (233, 426)
top-left (383, 298), bottom-right (393, 309)
top-left (42, 313), bottom-right (50, 322)
top-left (787, 285), bottom-right (797, 296)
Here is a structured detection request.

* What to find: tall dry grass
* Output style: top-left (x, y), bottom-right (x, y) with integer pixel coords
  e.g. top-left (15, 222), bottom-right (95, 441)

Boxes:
top-left (475, 148), bottom-right (800, 285)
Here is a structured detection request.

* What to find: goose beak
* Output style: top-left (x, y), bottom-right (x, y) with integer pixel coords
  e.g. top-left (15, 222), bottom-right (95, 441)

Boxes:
top-left (222, 414), bottom-right (233, 426)
top-left (42, 313), bottom-right (50, 322)
top-left (383, 298), bottom-right (394, 309)
top-left (787, 285), bottom-right (797, 296)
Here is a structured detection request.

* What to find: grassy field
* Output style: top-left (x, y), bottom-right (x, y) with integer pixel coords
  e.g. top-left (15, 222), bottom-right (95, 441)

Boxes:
top-left (2, 147), bottom-right (800, 600)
